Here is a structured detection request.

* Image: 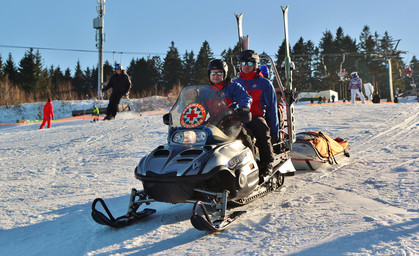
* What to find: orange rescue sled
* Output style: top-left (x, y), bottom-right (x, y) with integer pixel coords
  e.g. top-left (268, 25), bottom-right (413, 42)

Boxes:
top-left (289, 131), bottom-right (350, 170)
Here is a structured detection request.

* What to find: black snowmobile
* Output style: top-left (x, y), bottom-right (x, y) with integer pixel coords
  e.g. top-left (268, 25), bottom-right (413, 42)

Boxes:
top-left (91, 84), bottom-right (296, 232)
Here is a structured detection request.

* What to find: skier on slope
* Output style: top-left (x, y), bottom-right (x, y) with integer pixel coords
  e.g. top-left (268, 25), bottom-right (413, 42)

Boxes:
top-left (348, 72), bottom-right (366, 104)
top-left (234, 50), bottom-right (279, 179)
top-left (102, 63), bottom-right (131, 120)
top-left (39, 98), bottom-right (54, 129)
top-left (92, 106), bottom-right (100, 122)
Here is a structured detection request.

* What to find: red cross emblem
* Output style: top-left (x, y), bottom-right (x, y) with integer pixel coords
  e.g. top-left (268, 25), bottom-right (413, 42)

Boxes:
top-left (180, 103), bottom-right (207, 128)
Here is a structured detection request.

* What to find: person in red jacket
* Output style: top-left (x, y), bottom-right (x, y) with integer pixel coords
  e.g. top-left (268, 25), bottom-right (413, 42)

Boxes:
top-left (39, 98), bottom-right (54, 129)
top-left (234, 50), bottom-right (279, 178)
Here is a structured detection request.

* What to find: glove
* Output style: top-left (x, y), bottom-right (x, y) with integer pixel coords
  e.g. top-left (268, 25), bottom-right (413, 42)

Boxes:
top-left (236, 107), bottom-right (251, 123)
top-left (101, 88), bottom-right (106, 93)
top-left (359, 88), bottom-right (361, 92)
top-left (237, 106), bottom-right (249, 112)
top-left (52, 116), bottom-right (54, 120)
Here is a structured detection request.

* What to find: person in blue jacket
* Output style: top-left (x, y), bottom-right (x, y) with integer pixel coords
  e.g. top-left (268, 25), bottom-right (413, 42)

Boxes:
top-left (207, 59), bottom-right (255, 154)
top-left (207, 59), bottom-right (252, 110)
top-left (234, 50), bottom-right (279, 177)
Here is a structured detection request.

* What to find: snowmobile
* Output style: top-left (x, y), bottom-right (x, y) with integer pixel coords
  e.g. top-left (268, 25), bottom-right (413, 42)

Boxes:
top-left (91, 84), bottom-right (296, 232)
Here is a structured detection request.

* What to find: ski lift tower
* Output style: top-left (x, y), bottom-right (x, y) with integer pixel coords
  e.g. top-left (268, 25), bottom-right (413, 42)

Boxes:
top-left (384, 40), bottom-right (406, 102)
top-left (93, 0), bottom-right (105, 100)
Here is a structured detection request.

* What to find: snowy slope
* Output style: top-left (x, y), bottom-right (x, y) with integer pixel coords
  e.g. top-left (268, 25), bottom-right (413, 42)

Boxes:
top-left (0, 101), bottom-right (418, 256)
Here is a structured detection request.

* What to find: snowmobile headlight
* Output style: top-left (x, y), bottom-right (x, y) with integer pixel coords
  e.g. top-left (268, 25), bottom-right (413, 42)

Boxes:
top-left (172, 130), bottom-right (207, 144)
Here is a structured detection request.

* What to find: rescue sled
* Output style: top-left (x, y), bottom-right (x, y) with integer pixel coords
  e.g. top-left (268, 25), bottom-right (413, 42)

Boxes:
top-left (289, 131), bottom-right (350, 170)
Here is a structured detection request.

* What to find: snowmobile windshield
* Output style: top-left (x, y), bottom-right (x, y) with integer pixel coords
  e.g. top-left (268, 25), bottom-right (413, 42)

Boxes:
top-left (169, 85), bottom-right (242, 142)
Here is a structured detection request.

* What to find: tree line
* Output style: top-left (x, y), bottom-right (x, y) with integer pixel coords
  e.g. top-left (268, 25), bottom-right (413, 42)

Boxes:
top-left (0, 25), bottom-right (417, 106)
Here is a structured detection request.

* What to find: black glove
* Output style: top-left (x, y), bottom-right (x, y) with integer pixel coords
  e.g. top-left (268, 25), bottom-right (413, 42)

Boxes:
top-left (237, 106), bottom-right (249, 112)
top-left (101, 88), bottom-right (106, 93)
top-left (359, 88), bottom-right (361, 92)
top-left (236, 107), bottom-right (251, 123)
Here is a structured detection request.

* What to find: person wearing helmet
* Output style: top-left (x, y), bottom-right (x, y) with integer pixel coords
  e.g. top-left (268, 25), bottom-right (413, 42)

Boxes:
top-left (102, 63), bottom-right (132, 120)
top-left (348, 72), bottom-right (365, 104)
top-left (207, 59), bottom-right (252, 110)
top-left (205, 59), bottom-right (255, 154)
top-left (234, 50), bottom-right (279, 178)
top-left (259, 65), bottom-right (270, 79)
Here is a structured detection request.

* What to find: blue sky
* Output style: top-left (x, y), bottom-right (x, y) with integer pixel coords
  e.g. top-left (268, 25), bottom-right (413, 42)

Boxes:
top-left (1, 0), bottom-right (418, 74)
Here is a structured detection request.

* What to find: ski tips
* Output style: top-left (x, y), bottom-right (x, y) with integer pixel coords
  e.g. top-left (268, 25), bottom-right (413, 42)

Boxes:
top-left (234, 13), bottom-right (243, 19)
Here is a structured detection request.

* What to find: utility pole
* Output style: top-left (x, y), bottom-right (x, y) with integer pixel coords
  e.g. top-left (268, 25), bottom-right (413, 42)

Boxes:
top-left (93, 0), bottom-right (105, 100)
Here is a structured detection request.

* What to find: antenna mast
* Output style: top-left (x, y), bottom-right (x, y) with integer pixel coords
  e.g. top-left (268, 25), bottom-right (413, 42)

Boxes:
top-left (93, 0), bottom-right (105, 99)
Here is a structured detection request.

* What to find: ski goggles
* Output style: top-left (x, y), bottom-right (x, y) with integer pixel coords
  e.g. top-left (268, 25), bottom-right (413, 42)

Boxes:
top-left (241, 61), bottom-right (255, 66)
top-left (210, 71), bottom-right (224, 76)
top-left (115, 65), bottom-right (121, 70)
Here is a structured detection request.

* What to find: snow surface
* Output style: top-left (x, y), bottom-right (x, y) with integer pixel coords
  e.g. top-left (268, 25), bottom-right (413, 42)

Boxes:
top-left (0, 98), bottom-right (418, 256)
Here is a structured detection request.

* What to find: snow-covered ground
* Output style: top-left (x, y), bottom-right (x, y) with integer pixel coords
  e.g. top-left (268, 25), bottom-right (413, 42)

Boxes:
top-left (0, 97), bottom-right (418, 256)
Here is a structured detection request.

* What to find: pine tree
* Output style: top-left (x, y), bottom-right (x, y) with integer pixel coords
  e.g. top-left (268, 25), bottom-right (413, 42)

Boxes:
top-left (72, 60), bottom-right (85, 98)
top-left (18, 48), bottom-right (37, 92)
top-left (127, 56), bottom-right (161, 95)
top-left (182, 50), bottom-right (195, 86)
top-left (194, 41), bottom-right (214, 84)
top-left (291, 37), bottom-right (315, 91)
top-left (221, 43), bottom-right (241, 78)
top-left (408, 56), bottom-right (418, 90)
top-left (161, 41), bottom-right (183, 91)
top-left (358, 25), bottom-right (385, 93)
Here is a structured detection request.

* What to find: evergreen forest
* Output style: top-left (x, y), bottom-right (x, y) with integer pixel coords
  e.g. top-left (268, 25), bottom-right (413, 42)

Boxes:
top-left (0, 25), bottom-right (417, 106)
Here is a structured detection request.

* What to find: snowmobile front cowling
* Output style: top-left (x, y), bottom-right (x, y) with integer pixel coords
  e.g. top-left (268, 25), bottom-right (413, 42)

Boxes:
top-left (135, 138), bottom-right (259, 203)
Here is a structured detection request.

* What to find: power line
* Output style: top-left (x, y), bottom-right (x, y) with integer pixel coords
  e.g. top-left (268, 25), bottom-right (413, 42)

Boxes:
top-left (0, 44), bottom-right (166, 56)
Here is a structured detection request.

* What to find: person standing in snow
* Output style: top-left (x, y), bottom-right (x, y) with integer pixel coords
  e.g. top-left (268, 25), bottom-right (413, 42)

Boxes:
top-left (39, 98), bottom-right (54, 129)
top-left (348, 72), bottom-right (365, 104)
top-left (92, 106), bottom-right (100, 122)
top-left (102, 63), bottom-right (131, 120)
top-left (234, 50), bottom-right (279, 178)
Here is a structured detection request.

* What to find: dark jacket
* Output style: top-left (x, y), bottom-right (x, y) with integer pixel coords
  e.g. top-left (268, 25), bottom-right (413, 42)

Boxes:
top-left (103, 70), bottom-right (131, 95)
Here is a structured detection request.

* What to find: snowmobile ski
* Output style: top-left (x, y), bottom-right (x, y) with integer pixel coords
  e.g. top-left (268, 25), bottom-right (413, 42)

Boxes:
top-left (191, 201), bottom-right (246, 232)
top-left (91, 189), bottom-right (156, 228)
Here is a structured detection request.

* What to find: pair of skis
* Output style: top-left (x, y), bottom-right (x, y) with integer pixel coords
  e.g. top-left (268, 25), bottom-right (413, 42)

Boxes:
top-left (235, 6), bottom-right (296, 148)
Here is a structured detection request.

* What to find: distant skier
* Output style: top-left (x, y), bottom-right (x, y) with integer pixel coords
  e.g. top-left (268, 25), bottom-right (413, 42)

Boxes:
top-left (39, 98), bottom-right (54, 129)
top-left (102, 63), bottom-right (131, 120)
top-left (348, 72), bottom-right (365, 104)
top-left (92, 106), bottom-right (100, 122)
